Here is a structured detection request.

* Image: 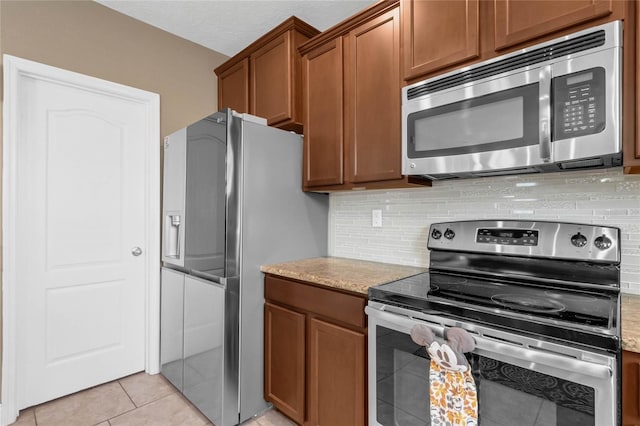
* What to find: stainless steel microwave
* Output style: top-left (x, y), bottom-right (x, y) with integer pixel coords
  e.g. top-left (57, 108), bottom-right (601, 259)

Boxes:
top-left (402, 21), bottom-right (622, 180)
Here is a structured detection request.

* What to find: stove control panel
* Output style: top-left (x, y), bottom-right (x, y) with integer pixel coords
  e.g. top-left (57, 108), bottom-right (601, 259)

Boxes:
top-left (476, 228), bottom-right (538, 246)
top-left (428, 220), bottom-right (620, 263)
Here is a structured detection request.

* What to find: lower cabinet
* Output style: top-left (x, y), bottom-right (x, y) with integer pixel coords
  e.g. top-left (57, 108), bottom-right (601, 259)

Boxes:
top-left (307, 317), bottom-right (365, 426)
top-left (264, 275), bottom-right (367, 426)
top-left (623, 350), bottom-right (640, 426)
top-left (264, 302), bottom-right (306, 424)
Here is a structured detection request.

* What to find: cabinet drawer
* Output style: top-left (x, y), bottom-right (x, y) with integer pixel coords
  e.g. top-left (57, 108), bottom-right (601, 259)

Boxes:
top-left (265, 275), bottom-right (366, 329)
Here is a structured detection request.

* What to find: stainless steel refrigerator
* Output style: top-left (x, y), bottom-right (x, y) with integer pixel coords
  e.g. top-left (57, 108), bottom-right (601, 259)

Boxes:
top-left (160, 109), bottom-right (328, 426)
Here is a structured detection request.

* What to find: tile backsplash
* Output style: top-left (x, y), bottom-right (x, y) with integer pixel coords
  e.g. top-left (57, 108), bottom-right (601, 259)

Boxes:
top-left (328, 167), bottom-right (640, 294)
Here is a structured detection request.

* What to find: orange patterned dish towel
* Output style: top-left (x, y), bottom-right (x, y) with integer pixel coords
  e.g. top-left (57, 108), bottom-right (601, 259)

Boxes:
top-left (411, 325), bottom-right (478, 426)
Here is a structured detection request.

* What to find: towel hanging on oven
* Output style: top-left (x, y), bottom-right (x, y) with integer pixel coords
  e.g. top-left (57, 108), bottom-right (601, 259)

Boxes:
top-left (411, 325), bottom-right (478, 426)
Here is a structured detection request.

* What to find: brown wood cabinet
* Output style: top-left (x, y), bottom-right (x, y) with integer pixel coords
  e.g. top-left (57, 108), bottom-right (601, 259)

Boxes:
top-left (345, 7), bottom-right (401, 184)
top-left (494, 0), bottom-right (614, 51)
top-left (214, 17), bottom-right (319, 133)
top-left (300, 0), bottom-right (430, 191)
top-left (302, 39), bottom-right (344, 187)
top-left (402, 0), bottom-right (628, 83)
top-left (623, 350), bottom-right (640, 426)
top-left (627, 0), bottom-right (640, 173)
top-left (264, 302), bottom-right (306, 424)
top-left (264, 274), bottom-right (367, 426)
top-left (217, 58), bottom-right (249, 114)
top-left (401, 0), bottom-right (480, 81)
top-left (307, 317), bottom-right (365, 426)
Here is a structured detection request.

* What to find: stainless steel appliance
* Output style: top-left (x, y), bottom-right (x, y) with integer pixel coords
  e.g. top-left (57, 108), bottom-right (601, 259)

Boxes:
top-left (402, 21), bottom-right (622, 180)
top-left (160, 109), bottom-right (328, 426)
top-left (367, 220), bottom-right (621, 426)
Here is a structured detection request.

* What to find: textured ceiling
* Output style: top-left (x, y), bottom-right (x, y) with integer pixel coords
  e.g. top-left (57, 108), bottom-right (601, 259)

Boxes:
top-left (97, 0), bottom-right (377, 57)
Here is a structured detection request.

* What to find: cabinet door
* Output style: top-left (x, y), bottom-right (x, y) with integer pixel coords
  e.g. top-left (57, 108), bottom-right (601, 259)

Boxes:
top-left (629, 1), bottom-right (640, 172)
top-left (307, 317), bottom-right (365, 426)
top-left (345, 7), bottom-right (402, 184)
top-left (251, 32), bottom-right (294, 126)
top-left (217, 58), bottom-right (249, 114)
top-left (264, 302), bottom-right (306, 424)
top-left (623, 350), bottom-right (640, 426)
top-left (494, 0), bottom-right (613, 50)
top-left (302, 39), bottom-right (344, 188)
top-left (401, 0), bottom-right (480, 80)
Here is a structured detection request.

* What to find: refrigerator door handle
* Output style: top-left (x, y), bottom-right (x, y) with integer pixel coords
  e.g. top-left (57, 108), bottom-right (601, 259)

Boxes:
top-left (191, 269), bottom-right (227, 286)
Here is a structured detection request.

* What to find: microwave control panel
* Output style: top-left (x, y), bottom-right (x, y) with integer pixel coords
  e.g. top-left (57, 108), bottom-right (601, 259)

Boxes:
top-left (553, 67), bottom-right (606, 140)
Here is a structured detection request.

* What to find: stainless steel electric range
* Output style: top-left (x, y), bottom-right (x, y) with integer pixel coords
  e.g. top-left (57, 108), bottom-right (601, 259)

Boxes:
top-left (367, 220), bottom-right (621, 426)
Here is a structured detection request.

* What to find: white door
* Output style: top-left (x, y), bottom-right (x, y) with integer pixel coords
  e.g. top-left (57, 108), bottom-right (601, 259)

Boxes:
top-left (3, 55), bottom-right (160, 414)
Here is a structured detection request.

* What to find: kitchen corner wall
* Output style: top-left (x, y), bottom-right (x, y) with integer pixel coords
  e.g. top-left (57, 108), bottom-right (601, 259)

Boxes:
top-left (329, 167), bottom-right (640, 294)
top-left (0, 0), bottom-right (229, 137)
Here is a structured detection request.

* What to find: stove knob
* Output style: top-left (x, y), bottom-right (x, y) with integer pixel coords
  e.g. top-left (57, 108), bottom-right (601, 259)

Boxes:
top-left (570, 232), bottom-right (587, 248)
top-left (444, 228), bottom-right (455, 240)
top-left (594, 234), bottom-right (612, 250)
top-left (431, 228), bottom-right (442, 240)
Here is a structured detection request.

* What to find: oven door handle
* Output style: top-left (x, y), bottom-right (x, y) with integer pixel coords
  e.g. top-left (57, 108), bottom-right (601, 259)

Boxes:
top-left (366, 306), bottom-right (612, 380)
top-left (474, 336), bottom-right (612, 380)
top-left (366, 306), bottom-right (446, 339)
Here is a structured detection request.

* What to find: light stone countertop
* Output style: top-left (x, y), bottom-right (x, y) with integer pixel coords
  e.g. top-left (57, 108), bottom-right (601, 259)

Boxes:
top-left (261, 256), bottom-right (426, 295)
top-left (262, 257), bottom-right (640, 353)
top-left (622, 294), bottom-right (640, 353)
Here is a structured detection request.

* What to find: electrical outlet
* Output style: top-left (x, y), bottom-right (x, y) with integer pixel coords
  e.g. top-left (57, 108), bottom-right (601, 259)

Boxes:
top-left (372, 209), bottom-right (382, 228)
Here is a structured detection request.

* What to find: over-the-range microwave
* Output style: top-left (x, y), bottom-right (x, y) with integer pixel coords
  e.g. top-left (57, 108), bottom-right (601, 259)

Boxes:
top-left (402, 21), bottom-right (622, 180)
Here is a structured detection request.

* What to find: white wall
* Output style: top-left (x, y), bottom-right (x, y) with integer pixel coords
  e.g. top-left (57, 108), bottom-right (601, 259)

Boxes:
top-left (329, 167), bottom-right (640, 294)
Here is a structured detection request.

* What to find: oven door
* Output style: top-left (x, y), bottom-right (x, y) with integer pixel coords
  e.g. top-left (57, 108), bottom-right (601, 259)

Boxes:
top-left (366, 303), bottom-right (618, 426)
top-left (402, 67), bottom-right (544, 178)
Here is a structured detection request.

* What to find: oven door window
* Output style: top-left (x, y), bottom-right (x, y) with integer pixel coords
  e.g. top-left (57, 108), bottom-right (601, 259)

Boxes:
top-left (375, 326), bottom-right (596, 426)
top-left (406, 83), bottom-right (539, 159)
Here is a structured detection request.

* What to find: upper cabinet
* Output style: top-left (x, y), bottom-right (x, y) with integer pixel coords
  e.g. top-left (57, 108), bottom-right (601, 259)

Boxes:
top-left (302, 39), bottom-right (344, 187)
top-left (300, 0), bottom-right (430, 191)
top-left (401, 0), bottom-right (628, 83)
top-left (214, 17), bottom-right (319, 133)
top-left (344, 7), bottom-right (402, 184)
top-left (402, 0), bottom-right (480, 81)
top-left (217, 58), bottom-right (249, 114)
top-left (494, 0), bottom-right (614, 50)
top-left (627, 0), bottom-right (640, 173)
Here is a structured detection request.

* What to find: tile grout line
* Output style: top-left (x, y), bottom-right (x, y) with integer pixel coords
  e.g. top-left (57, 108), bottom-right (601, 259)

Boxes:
top-left (103, 380), bottom-right (148, 424)
top-left (108, 391), bottom-right (188, 424)
top-left (116, 380), bottom-right (137, 408)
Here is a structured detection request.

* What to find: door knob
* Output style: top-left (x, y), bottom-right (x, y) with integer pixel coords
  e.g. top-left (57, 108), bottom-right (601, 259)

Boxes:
top-left (131, 247), bottom-right (143, 256)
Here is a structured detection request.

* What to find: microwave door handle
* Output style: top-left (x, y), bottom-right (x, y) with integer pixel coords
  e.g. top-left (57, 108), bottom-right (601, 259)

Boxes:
top-left (539, 65), bottom-right (552, 162)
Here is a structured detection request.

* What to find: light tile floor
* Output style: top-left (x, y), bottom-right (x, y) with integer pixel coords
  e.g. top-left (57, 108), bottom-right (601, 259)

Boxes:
top-left (11, 372), bottom-right (296, 426)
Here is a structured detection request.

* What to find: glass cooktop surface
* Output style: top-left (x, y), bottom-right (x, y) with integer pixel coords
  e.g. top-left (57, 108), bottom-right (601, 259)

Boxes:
top-left (369, 271), bottom-right (620, 351)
